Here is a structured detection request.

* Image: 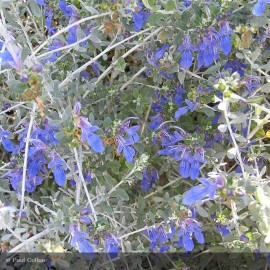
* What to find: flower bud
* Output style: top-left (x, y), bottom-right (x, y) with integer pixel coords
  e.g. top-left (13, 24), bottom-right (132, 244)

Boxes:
top-left (79, 215), bottom-right (92, 225)
top-left (227, 188), bottom-right (235, 197)
top-left (235, 187), bottom-right (246, 197)
top-left (73, 102), bottom-right (81, 116)
top-left (80, 207), bottom-right (91, 215)
top-left (32, 63), bottom-right (43, 73)
top-left (20, 74), bottom-right (28, 82)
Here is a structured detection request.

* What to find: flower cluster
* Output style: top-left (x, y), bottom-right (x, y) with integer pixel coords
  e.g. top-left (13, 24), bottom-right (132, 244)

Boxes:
top-left (73, 102), bottom-right (105, 153)
top-left (144, 217), bottom-right (204, 252)
top-left (2, 118), bottom-right (67, 192)
top-left (141, 167), bottom-right (159, 190)
top-left (158, 128), bottom-right (206, 180)
top-left (182, 176), bottom-right (225, 206)
top-left (115, 120), bottom-right (140, 162)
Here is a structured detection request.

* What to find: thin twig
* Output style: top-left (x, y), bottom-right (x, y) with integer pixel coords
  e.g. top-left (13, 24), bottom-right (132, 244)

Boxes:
top-left (36, 32), bottom-right (94, 60)
top-left (8, 228), bottom-right (51, 253)
top-left (60, 27), bottom-right (153, 88)
top-left (17, 102), bottom-right (37, 227)
top-left (140, 103), bottom-right (152, 136)
top-left (0, 102), bottom-right (27, 116)
top-left (73, 147), bottom-right (97, 222)
top-left (120, 67), bottom-right (147, 91)
top-left (29, 12), bottom-right (112, 59)
top-left (108, 167), bottom-right (136, 195)
top-left (84, 27), bottom-right (162, 98)
top-left (223, 99), bottom-right (246, 180)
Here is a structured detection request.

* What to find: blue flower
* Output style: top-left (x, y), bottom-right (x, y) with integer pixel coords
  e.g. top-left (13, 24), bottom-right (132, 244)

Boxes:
top-left (116, 135), bottom-right (135, 162)
top-left (141, 168), bottom-right (159, 190)
top-left (66, 17), bottom-right (78, 45)
top-left (217, 225), bottom-right (230, 237)
top-left (27, 154), bottom-right (46, 177)
top-left (174, 85), bottom-right (186, 107)
top-left (203, 38), bottom-right (215, 67)
top-left (224, 60), bottom-right (247, 77)
top-left (78, 117), bottom-right (105, 153)
top-left (26, 176), bottom-right (43, 193)
top-left (80, 207), bottom-right (91, 215)
top-left (44, 40), bottom-right (64, 63)
top-left (115, 120), bottom-right (140, 162)
top-left (175, 99), bottom-right (197, 119)
top-left (74, 102), bottom-right (82, 116)
top-left (59, 2), bottom-right (79, 17)
top-left (178, 36), bottom-right (196, 69)
top-left (159, 71), bottom-right (174, 79)
top-left (0, 127), bottom-right (14, 152)
top-left (84, 170), bottom-right (93, 183)
top-left (48, 152), bottom-right (67, 186)
top-left (120, 121), bottom-right (140, 143)
top-left (3, 168), bottom-right (23, 193)
top-left (179, 154), bottom-right (192, 178)
top-left (104, 233), bottom-right (120, 259)
top-left (218, 21), bottom-right (234, 56)
top-left (79, 216), bottom-right (92, 225)
top-left (159, 129), bottom-right (183, 147)
top-left (0, 46), bottom-right (23, 72)
top-left (176, 218), bottom-right (204, 252)
top-left (45, 10), bottom-right (57, 36)
top-left (35, 0), bottom-right (45, 5)
top-left (70, 224), bottom-right (95, 258)
top-left (149, 114), bottom-right (163, 131)
top-left (253, 0), bottom-right (268, 16)
top-left (155, 44), bottom-right (170, 61)
top-left (43, 118), bottom-right (59, 144)
top-left (182, 177), bottom-right (224, 206)
top-left (132, 11), bottom-right (150, 31)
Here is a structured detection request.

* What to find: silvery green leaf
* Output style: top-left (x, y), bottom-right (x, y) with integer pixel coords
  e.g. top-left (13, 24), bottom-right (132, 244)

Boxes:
top-left (218, 124), bottom-right (227, 133)
top-left (29, 0), bottom-right (41, 17)
top-left (233, 133), bottom-right (246, 143)
top-left (227, 147), bottom-right (237, 159)
top-left (178, 71), bottom-right (186, 84)
top-left (218, 101), bottom-right (226, 111)
top-left (196, 205), bottom-right (208, 217)
top-left (35, 205), bottom-right (40, 215)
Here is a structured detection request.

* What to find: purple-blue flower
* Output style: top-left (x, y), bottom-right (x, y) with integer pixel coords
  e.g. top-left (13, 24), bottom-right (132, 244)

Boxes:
top-left (175, 99), bottom-right (198, 119)
top-left (217, 225), bottom-right (230, 237)
top-left (141, 168), bottom-right (159, 190)
top-left (45, 10), bottom-right (57, 36)
top-left (35, 0), bottom-right (45, 5)
top-left (59, 2), bottom-right (79, 17)
top-left (182, 177), bottom-right (225, 205)
top-left (224, 60), bottom-right (247, 77)
top-left (70, 224), bottom-right (95, 255)
top-left (115, 120), bottom-right (140, 162)
top-left (0, 46), bottom-right (23, 72)
top-left (132, 12), bottom-right (150, 31)
top-left (115, 135), bottom-right (135, 162)
top-left (218, 21), bottom-right (234, 56)
top-left (178, 36), bottom-right (196, 69)
top-left (253, 0), bottom-right (270, 16)
top-left (149, 114), bottom-right (163, 131)
top-left (48, 151), bottom-right (67, 186)
top-left (104, 233), bottom-right (120, 259)
top-left (77, 117), bottom-right (104, 153)
top-left (176, 218), bottom-right (204, 252)
top-left (0, 126), bottom-right (14, 152)
top-left (43, 40), bottom-right (64, 63)
top-left (79, 215), bottom-right (92, 225)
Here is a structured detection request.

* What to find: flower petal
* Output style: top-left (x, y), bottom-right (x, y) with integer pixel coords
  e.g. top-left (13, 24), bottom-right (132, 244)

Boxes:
top-left (182, 185), bottom-right (208, 205)
top-left (87, 133), bottom-right (105, 153)
top-left (53, 166), bottom-right (66, 186)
